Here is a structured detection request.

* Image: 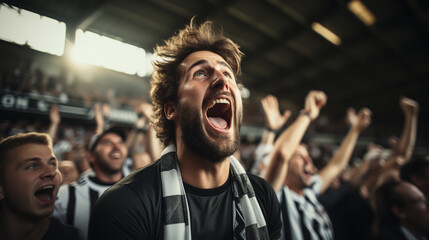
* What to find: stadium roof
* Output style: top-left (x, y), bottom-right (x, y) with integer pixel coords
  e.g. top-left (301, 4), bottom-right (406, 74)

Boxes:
top-left (3, 0), bottom-right (429, 144)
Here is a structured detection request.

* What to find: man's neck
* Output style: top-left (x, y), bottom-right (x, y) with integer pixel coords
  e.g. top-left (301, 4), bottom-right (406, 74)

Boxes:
top-left (176, 143), bottom-right (230, 189)
top-left (288, 186), bottom-right (305, 195)
top-left (285, 178), bottom-right (305, 196)
top-left (93, 169), bottom-right (123, 184)
top-left (401, 223), bottom-right (425, 240)
top-left (0, 211), bottom-right (50, 240)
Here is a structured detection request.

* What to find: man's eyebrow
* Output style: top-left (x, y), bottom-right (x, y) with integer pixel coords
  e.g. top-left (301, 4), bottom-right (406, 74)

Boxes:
top-left (24, 158), bottom-right (41, 162)
top-left (187, 59), bottom-right (233, 72)
top-left (20, 156), bottom-right (57, 165)
top-left (217, 60), bottom-right (233, 72)
top-left (188, 59), bottom-right (208, 72)
top-left (18, 158), bottom-right (40, 167)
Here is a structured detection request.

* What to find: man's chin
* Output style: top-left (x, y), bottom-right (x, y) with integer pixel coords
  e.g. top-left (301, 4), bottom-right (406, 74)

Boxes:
top-left (105, 168), bottom-right (122, 175)
top-left (34, 208), bottom-right (55, 219)
top-left (196, 142), bottom-right (236, 163)
top-left (304, 181), bottom-right (312, 188)
top-left (189, 136), bottom-right (239, 163)
top-left (179, 105), bottom-right (240, 162)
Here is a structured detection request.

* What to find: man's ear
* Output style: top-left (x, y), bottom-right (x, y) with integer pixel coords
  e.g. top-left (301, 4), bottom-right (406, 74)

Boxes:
top-left (88, 152), bottom-right (96, 165)
top-left (164, 101), bottom-right (177, 120)
top-left (392, 205), bottom-right (406, 220)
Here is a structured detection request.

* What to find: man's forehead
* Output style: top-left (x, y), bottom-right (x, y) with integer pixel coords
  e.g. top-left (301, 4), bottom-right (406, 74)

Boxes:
top-left (398, 182), bottom-right (421, 197)
top-left (99, 133), bottom-right (122, 141)
top-left (6, 143), bottom-right (53, 164)
top-left (180, 50), bottom-right (230, 69)
top-left (9, 143), bottom-right (51, 153)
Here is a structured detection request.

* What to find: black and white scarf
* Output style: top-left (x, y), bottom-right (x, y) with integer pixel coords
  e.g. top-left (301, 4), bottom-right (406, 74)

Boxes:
top-left (160, 144), bottom-right (269, 240)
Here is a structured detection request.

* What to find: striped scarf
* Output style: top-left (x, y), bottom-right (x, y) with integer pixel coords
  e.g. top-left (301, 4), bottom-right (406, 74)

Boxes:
top-left (160, 144), bottom-right (269, 240)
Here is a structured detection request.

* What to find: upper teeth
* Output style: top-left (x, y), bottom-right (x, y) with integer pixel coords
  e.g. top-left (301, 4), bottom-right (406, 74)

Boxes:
top-left (41, 186), bottom-right (53, 190)
top-left (208, 98), bottom-right (230, 109)
top-left (111, 152), bottom-right (121, 158)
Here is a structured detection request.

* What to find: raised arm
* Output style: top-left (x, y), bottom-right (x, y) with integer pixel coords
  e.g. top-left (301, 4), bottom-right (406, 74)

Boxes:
top-left (392, 96), bottom-right (419, 161)
top-left (319, 108), bottom-right (371, 194)
top-left (94, 103), bottom-right (103, 135)
top-left (250, 95), bottom-right (291, 175)
top-left (264, 90), bottom-right (327, 192)
top-left (47, 103), bottom-right (60, 140)
top-left (368, 97), bottom-right (419, 192)
top-left (139, 102), bottom-right (163, 161)
top-left (94, 103), bottom-right (111, 134)
top-left (261, 94), bottom-right (291, 144)
top-left (126, 103), bottom-right (152, 170)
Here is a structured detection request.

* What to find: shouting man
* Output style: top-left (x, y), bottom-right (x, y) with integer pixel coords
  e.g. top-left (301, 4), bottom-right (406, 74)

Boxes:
top-left (89, 19), bottom-right (281, 239)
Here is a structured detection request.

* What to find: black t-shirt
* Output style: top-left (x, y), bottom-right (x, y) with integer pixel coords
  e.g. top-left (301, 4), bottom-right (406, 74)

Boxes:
top-left (184, 175), bottom-right (233, 240)
top-left (43, 217), bottom-right (82, 240)
top-left (88, 156), bottom-right (281, 240)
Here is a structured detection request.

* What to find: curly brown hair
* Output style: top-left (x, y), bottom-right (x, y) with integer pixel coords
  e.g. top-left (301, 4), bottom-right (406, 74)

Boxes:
top-left (150, 18), bottom-right (244, 146)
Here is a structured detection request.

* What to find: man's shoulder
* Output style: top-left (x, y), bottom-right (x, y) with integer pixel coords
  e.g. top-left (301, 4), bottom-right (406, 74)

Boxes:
top-left (90, 159), bottom-right (165, 239)
top-left (247, 172), bottom-right (273, 191)
top-left (304, 174), bottom-right (322, 196)
top-left (57, 176), bottom-right (90, 191)
top-left (56, 175), bottom-right (105, 194)
top-left (117, 158), bottom-right (162, 186)
top-left (246, 173), bottom-right (282, 239)
top-left (98, 159), bottom-right (163, 205)
top-left (247, 172), bottom-right (277, 202)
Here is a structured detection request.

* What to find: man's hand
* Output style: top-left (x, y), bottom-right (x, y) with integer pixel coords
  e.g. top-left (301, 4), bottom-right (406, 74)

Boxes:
top-left (139, 102), bottom-right (154, 120)
top-left (346, 107), bottom-right (357, 126)
top-left (353, 108), bottom-right (372, 132)
top-left (50, 103), bottom-right (60, 125)
top-left (94, 103), bottom-right (110, 134)
top-left (94, 103), bottom-right (103, 127)
top-left (261, 95), bottom-right (291, 131)
top-left (135, 102), bottom-right (153, 128)
top-left (400, 96), bottom-right (419, 116)
top-left (304, 90), bottom-right (327, 120)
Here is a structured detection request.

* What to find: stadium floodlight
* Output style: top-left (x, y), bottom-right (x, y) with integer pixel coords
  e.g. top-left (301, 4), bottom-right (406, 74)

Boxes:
top-left (73, 29), bottom-right (153, 77)
top-left (0, 3), bottom-right (66, 56)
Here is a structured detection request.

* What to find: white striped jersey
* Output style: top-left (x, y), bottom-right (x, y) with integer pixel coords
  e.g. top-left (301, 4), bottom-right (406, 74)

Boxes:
top-left (53, 175), bottom-right (115, 240)
top-left (278, 175), bottom-right (334, 240)
top-left (250, 143), bottom-right (273, 177)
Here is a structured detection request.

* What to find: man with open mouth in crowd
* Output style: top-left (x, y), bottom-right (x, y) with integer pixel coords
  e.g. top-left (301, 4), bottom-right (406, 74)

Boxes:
top-left (0, 132), bottom-right (81, 240)
top-left (88, 18), bottom-right (282, 239)
top-left (54, 126), bottom-right (128, 239)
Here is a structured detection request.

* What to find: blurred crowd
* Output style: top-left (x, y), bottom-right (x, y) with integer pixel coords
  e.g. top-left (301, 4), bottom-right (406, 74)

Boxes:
top-left (1, 61), bottom-right (428, 240)
top-left (0, 64), bottom-right (148, 107)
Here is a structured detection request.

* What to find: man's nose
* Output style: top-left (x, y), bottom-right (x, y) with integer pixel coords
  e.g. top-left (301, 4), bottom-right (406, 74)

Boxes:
top-left (41, 164), bottom-right (57, 179)
top-left (111, 141), bottom-right (124, 149)
top-left (210, 70), bottom-right (229, 91)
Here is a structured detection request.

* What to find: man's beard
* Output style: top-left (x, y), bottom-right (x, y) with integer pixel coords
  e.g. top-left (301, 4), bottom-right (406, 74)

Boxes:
top-left (95, 153), bottom-right (123, 175)
top-left (178, 102), bottom-right (241, 163)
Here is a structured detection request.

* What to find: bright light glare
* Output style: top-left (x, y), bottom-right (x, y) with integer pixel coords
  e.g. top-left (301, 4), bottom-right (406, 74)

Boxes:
top-left (347, 0), bottom-right (376, 26)
top-left (73, 30), bottom-right (152, 77)
top-left (240, 86), bottom-right (250, 99)
top-left (311, 22), bottom-right (341, 46)
top-left (137, 52), bottom-right (154, 77)
top-left (0, 4), bottom-right (66, 56)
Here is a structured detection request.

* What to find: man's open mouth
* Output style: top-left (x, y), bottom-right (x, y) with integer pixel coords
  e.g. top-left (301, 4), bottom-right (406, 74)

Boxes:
top-left (206, 97), bottom-right (232, 130)
top-left (110, 151), bottom-right (122, 160)
top-left (34, 185), bottom-right (55, 202)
